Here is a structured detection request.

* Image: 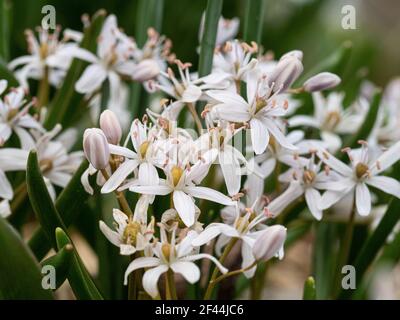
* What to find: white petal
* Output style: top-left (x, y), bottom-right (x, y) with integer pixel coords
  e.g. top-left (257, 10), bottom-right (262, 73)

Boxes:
top-left (241, 241), bottom-right (257, 278)
top-left (355, 183), bottom-right (371, 216)
top-left (0, 170), bottom-right (13, 200)
top-left (262, 118), bottom-right (296, 150)
top-left (250, 118), bottom-right (269, 155)
top-left (288, 115), bottom-right (319, 128)
top-left (371, 141), bottom-right (400, 174)
top-left (138, 162), bottom-right (159, 186)
top-left (142, 265), bottom-right (169, 298)
top-left (108, 144), bottom-right (137, 158)
top-left (319, 190), bottom-right (350, 210)
top-left (130, 184), bottom-right (172, 196)
top-left (219, 151), bottom-right (241, 196)
top-left (173, 190), bottom-right (195, 227)
top-left (184, 186), bottom-right (235, 206)
top-left (182, 85), bottom-right (202, 103)
top-left (101, 159), bottom-right (139, 193)
top-left (192, 225), bottom-right (223, 246)
top-left (305, 188), bottom-right (323, 220)
top-left (14, 127), bottom-right (36, 150)
top-left (366, 176), bottom-right (400, 198)
top-left (316, 149), bottom-right (353, 176)
top-left (267, 181), bottom-right (304, 216)
top-left (75, 64), bottom-right (107, 94)
top-left (124, 257), bottom-right (161, 285)
top-left (99, 221), bottom-right (121, 247)
top-left (170, 261), bottom-right (200, 284)
top-left (0, 199), bottom-right (11, 218)
top-left (183, 253), bottom-right (228, 274)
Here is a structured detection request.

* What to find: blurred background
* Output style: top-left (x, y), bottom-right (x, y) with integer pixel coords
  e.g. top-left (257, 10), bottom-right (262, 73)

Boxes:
top-left (8, 0), bottom-right (400, 87)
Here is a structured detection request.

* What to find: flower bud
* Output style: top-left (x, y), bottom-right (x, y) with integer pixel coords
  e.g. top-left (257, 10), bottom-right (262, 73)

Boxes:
top-left (268, 56), bottom-right (303, 92)
top-left (99, 110), bottom-right (122, 144)
top-left (303, 72), bottom-right (341, 92)
top-left (83, 128), bottom-right (110, 170)
top-left (252, 225), bottom-right (287, 262)
top-left (280, 50), bottom-right (303, 62)
top-left (131, 59), bottom-right (160, 82)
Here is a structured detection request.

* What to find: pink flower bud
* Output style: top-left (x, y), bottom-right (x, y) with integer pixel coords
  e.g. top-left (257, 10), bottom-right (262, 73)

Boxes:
top-left (252, 225), bottom-right (287, 262)
top-left (303, 72), bottom-right (341, 92)
top-left (83, 128), bottom-right (110, 170)
top-left (99, 110), bottom-right (122, 144)
top-left (280, 50), bottom-right (303, 62)
top-left (132, 59), bottom-right (160, 82)
top-left (268, 56), bottom-right (303, 92)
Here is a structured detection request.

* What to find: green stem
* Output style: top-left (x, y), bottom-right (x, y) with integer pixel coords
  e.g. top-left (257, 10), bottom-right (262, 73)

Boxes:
top-left (213, 261), bottom-right (257, 285)
top-left (333, 204), bottom-right (356, 298)
top-left (243, 0), bottom-right (266, 44)
top-left (187, 103), bottom-right (203, 134)
top-left (37, 67), bottom-right (49, 110)
top-left (198, 0), bottom-right (223, 77)
top-left (204, 238), bottom-right (237, 299)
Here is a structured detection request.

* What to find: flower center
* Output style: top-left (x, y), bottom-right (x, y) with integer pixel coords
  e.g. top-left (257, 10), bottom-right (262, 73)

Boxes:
top-left (39, 43), bottom-right (49, 60)
top-left (255, 98), bottom-right (267, 113)
top-left (171, 166), bottom-right (183, 186)
top-left (123, 221), bottom-right (141, 245)
top-left (139, 141), bottom-right (150, 159)
top-left (323, 111), bottom-right (341, 131)
top-left (39, 159), bottom-right (53, 173)
top-left (161, 243), bottom-right (172, 261)
top-left (355, 162), bottom-right (369, 179)
top-left (303, 170), bottom-right (316, 185)
top-left (7, 108), bottom-right (19, 122)
top-left (236, 216), bottom-right (249, 233)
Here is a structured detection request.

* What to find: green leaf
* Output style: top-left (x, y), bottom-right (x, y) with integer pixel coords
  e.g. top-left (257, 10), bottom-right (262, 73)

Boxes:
top-left (341, 89), bottom-right (382, 152)
top-left (0, 59), bottom-right (18, 86)
top-left (44, 10), bottom-right (106, 130)
top-left (135, 0), bottom-right (164, 46)
top-left (40, 244), bottom-right (73, 289)
top-left (198, 0), bottom-right (223, 77)
top-left (26, 150), bottom-right (67, 250)
top-left (303, 276), bottom-right (316, 300)
top-left (0, 0), bottom-right (11, 62)
top-left (28, 160), bottom-right (93, 260)
top-left (297, 41), bottom-right (353, 85)
top-left (243, 0), bottom-right (265, 44)
top-left (55, 228), bottom-right (104, 300)
top-left (0, 216), bottom-right (53, 299)
top-left (352, 197), bottom-right (400, 285)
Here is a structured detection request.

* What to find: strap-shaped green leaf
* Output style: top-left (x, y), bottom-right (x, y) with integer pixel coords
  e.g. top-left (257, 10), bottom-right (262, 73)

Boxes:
top-left (243, 0), bottom-right (265, 44)
top-left (44, 10), bottom-right (106, 129)
top-left (0, 0), bottom-right (11, 62)
top-left (0, 216), bottom-right (53, 299)
top-left (55, 228), bottom-right (104, 300)
top-left (41, 244), bottom-right (74, 289)
top-left (0, 59), bottom-right (18, 86)
top-left (27, 150), bottom-right (67, 249)
top-left (29, 159), bottom-right (92, 260)
top-left (198, 0), bottom-right (223, 77)
top-left (303, 276), bottom-right (316, 300)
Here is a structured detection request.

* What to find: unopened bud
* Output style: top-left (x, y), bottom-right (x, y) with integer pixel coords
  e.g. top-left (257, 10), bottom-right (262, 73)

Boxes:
top-left (280, 50), bottom-right (303, 62)
top-left (132, 59), bottom-right (160, 82)
top-left (83, 128), bottom-right (110, 170)
top-left (303, 72), bottom-right (341, 92)
top-left (252, 225), bottom-right (287, 262)
top-left (268, 56), bottom-right (303, 92)
top-left (99, 110), bottom-right (122, 144)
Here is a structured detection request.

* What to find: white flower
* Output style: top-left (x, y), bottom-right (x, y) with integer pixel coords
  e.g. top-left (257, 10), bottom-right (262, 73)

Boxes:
top-left (289, 92), bottom-right (367, 152)
top-left (0, 83), bottom-right (43, 149)
top-left (73, 15), bottom-right (136, 99)
top-left (208, 72), bottom-right (296, 155)
top-left (130, 154), bottom-right (236, 227)
top-left (199, 15), bottom-right (239, 47)
top-left (317, 141), bottom-right (400, 216)
top-left (192, 206), bottom-right (284, 278)
top-left (8, 27), bottom-right (81, 88)
top-left (124, 227), bottom-right (228, 298)
top-left (99, 206), bottom-right (154, 256)
top-left (267, 153), bottom-right (333, 220)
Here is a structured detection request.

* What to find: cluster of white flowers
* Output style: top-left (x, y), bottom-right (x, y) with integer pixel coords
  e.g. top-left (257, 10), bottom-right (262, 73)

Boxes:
top-left (2, 11), bottom-right (400, 300)
top-left (77, 14), bottom-right (400, 299)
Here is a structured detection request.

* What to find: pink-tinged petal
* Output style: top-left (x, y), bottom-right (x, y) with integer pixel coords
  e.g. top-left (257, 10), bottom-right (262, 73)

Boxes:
top-left (0, 124), bottom-right (12, 143)
top-left (262, 118), bottom-right (297, 150)
top-left (184, 186), bottom-right (235, 206)
top-left (355, 183), bottom-right (371, 216)
top-left (305, 188), bottom-right (323, 220)
top-left (267, 181), bottom-right (304, 216)
top-left (241, 241), bottom-right (256, 278)
top-left (366, 176), bottom-right (400, 198)
top-left (173, 190), bottom-right (196, 227)
top-left (316, 149), bottom-right (353, 177)
top-left (101, 159), bottom-right (139, 193)
top-left (99, 221), bottom-right (121, 247)
top-left (75, 64), bottom-right (107, 94)
top-left (371, 141), bottom-right (400, 175)
top-left (124, 257), bottom-right (161, 285)
top-left (170, 261), bottom-right (200, 284)
top-left (142, 265), bottom-right (169, 298)
top-left (192, 225), bottom-right (223, 246)
top-left (250, 118), bottom-right (269, 155)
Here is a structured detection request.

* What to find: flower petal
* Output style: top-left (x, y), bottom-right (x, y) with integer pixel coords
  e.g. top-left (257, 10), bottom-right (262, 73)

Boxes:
top-left (184, 186), bottom-right (235, 206)
top-left (173, 190), bottom-right (195, 227)
top-left (355, 183), bottom-right (371, 216)
top-left (75, 64), bottom-right (107, 94)
top-left (250, 118), bottom-right (269, 155)
top-left (305, 188), bottom-right (323, 220)
top-left (366, 176), bottom-right (400, 198)
top-left (102, 160), bottom-right (139, 193)
top-left (142, 265), bottom-right (169, 298)
top-left (124, 257), bottom-right (161, 285)
top-left (170, 261), bottom-right (200, 284)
